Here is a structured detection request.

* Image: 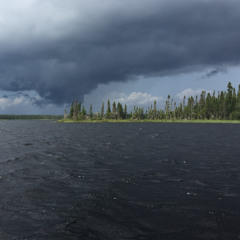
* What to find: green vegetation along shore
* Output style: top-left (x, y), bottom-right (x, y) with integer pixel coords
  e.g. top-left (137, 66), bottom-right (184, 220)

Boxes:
top-left (0, 115), bottom-right (63, 120)
top-left (60, 82), bottom-right (240, 123)
top-left (58, 118), bottom-right (240, 124)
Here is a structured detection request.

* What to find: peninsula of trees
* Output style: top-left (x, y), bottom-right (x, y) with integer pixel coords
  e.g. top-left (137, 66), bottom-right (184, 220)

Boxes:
top-left (63, 82), bottom-right (240, 122)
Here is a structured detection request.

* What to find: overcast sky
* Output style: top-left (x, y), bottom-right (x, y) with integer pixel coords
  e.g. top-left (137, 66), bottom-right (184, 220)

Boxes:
top-left (1, 0), bottom-right (240, 114)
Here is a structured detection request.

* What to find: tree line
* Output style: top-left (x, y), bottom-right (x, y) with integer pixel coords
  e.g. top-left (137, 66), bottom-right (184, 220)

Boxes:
top-left (67, 82), bottom-right (240, 121)
top-left (0, 115), bottom-right (63, 120)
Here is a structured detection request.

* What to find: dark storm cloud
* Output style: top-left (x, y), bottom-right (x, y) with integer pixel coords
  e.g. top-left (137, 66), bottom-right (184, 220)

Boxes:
top-left (1, 0), bottom-right (240, 104)
top-left (203, 68), bottom-right (227, 78)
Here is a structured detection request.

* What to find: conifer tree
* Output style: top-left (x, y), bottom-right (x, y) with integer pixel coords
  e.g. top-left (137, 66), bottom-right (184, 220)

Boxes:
top-left (237, 84), bottom-right (240, 104)
top-left (219, 91), bottom-right (226, 119)
top-left (123, 104), bottom-right (127, 119)
top-left (147, 105), bottom-right (152, 119)
top-left (89, 104), bottom-right (93, 118)
top-left (117, 102), bottom-right (123, 119)
top-left (193, 95), bottom-right (199, 119)
top-left (232, 88), bottom-right (237, 114)
top-left (112, 101), bottom-right (117, 119)
top-left (153, 100), bottom-right (157, 119)
top-left (101, 102), bottom-right (104, 119)
top-left (182, 96), bottom-right (186, 119)
top-left (82, 105), bottom-right (87, 116)
top-left (129, 110), bottom-right (133, 119)
top-left (226, 82), bottom-right (233, 117)
top-left (205, 93), bottom-right (212, 119)
top-left (138, 107), bottom-right (144, 119)
top-left (69, 102), bottom-right (74, 119)
top-left (78, 102), bottom-right (82, 114)
top-left (173, 101), bottom-right (176, 119)
top-left (133, 106), bottom-right (138, 119)
top-left (199, 91), bottom-right (206, 119)
top-left (178, 102), bottom-right (183, 119)
top-left (73, 99), bottom-right (79, 121)
top-left (165, 95), bottom-right (170, 119)
top-left (106, 99), bottom-right (111, 119)
top-left (170, 98), bottom-right (173, 119)
top-left (187, 96), bottom-right (194, 119)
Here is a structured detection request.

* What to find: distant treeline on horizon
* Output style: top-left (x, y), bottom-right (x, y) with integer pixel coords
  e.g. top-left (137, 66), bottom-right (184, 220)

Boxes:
top-left (67, 82), bottom-right (240, 121)
top-left (0, 115), bottom-right (63, 120)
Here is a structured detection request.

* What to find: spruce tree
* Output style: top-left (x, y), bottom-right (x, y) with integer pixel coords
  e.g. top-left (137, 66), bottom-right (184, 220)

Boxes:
top-left (73, 99), bottom-right (79, 121)
top-left (182, 96), bottom-right (186, 119)
top-left (130, 110), bottom-right (133, 119)
top-left (117, 102), bottom-right (123, 119)
top-left (193, 95), bottom-right (199, 119)
top-left (153, 100), bottom-right (157, 119)
top-left (123, 104), bottom-right (127, 119)
top-left (89, 104), bottom-right (93, 118)
top-left (219, 91), bottom-right (226, 119)
top-left (173, 101), bottom-right (176, 119)
top-left (106, 99), bottom-right (111, 119)
top-left (205, 93), bottom-right (212, 119)
top-left (101, 102), bottom-right (104, 119)
top-left (199, 91), bottom-right (206, 119)
top-left (237, 84), bottom-right (240, 104)
top-left (165, 95), bottom-right (170, 119)
top-left (82, 106), bottom-right (87, 116)
top-left (69, 102), bottom-right (74, 119)
top-left (78, 102), bottom-right (82, 114)
top-left (226, 82), bottom-right (233, 117)
top-left (112, 101), bottom-right (117, 119)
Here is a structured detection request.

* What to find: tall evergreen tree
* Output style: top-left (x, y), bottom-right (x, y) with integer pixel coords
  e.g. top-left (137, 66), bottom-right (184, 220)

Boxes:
top-left (117, 102), bottom-right (123, 119)
top-left (182, 96), bottom-right (186, 119)
top-left (89, 104), bottom-right (93, 118)
top-left (205, 93), bottom-right (212, 119)
top-left (219, 91), bottom-right (226, 119)
top-left (123, 104), bottom-right (127, 119)
top-left (165, 95), bottom-right (170, 119)
top-left (153, 100), bottom-right (157, 119)
top-left (82, 105), bottom-right (87, 116)
top-left (226, 82), bottom-right (233, 117)
top-left (193, 95), bottom-right (199, 119)
top-left (199, 91), bottom-right (206, 119)
top-left (173, 101), bottom-right (176, 119)
top-left (78, 102), bottom-right (82, 114)
top-left (112, 101), bottom-right (117, 119)
top-left (69, 102), bottom-right (74, 119)
top-left (237, 84), bottom-right (240, 104)
top-left (101, 102), bottom-right (104, 119)
top-left (73, 99), bottom-right (79, 121)
top-left (106, 99), bottom-right (111, 119)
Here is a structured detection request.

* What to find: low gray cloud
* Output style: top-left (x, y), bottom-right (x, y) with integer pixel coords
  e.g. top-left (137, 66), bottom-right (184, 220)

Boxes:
top-left (203, 68), bottom-right (227, 78)
top-left (0, 0), bottom-right (240, 104)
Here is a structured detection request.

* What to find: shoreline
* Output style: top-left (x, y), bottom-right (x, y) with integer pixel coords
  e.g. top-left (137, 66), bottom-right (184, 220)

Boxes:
top-left (58, 119), bottom-right (240, 124)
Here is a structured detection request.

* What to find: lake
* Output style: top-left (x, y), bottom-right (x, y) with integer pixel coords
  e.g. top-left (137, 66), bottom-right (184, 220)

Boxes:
top-left (0, 120), bottom-right (240, 239)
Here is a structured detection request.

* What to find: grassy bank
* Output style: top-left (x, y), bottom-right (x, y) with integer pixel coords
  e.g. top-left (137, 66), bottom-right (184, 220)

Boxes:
top-left (58, 118), bottom-right (240, 124)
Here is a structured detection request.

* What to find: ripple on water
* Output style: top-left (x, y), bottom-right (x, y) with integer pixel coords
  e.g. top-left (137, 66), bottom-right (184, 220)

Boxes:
top-left (0, 121), bottom-right (240, 239)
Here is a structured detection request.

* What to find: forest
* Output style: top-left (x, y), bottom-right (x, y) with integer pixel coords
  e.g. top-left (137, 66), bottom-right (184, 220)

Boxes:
top-left (66, 82), bottom-right (240, 121)
top-left (0, 115), bottom-right (63, 120)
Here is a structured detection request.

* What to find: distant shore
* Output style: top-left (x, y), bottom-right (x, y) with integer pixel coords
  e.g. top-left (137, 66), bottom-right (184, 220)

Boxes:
top-left (0, 115), bottom-right (63, 120)
top-left (58, 118), bottom-right (240, 124)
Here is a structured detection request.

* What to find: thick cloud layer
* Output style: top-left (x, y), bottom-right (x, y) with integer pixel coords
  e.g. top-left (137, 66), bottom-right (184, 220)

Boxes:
top-left (0, 0), bottom-right (240, 104)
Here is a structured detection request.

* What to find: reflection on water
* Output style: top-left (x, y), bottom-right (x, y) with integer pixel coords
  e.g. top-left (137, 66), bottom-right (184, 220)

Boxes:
top-left (0, 121), bottom-right (240, 239)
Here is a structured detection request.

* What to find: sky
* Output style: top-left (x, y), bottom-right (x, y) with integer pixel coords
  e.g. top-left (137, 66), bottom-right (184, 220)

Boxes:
top-left (0, 0), bottom-right (240, 114)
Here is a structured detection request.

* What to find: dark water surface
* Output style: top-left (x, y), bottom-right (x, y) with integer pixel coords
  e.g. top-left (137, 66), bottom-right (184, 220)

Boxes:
top-left (0, 121), bottom-right (240, 239)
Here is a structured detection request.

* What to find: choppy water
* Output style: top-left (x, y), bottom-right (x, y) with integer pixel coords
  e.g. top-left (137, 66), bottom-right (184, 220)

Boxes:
top-left (0, 120), bottom-right (240, 239)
